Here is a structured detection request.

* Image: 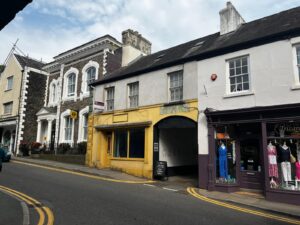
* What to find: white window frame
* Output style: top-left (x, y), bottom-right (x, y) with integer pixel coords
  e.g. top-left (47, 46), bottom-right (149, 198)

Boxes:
top-left (48, 79), bottom-right (59, 106)
top-left (6, 76), bottom-right (13, 91)
top-left (168, 70), bottom-right (183, 102)
top-left (81, 61), bottom-right (99, 99)
top-left (105, 87), bottom-right (115, 111)
top-left (60, 109), bottom-right (75, 145)
top-left (63, 67), bottom-right (79, 101)
top-left (78, 106), bottom-right (89, 143)
top-left (3, 102), bottom-right (13, 115)
top-left (128, 82), bottom-right (139, 108)
top-left (226, 55), bottom-right (251, 95)
top-left (292, 44), bottom-right (300, 85)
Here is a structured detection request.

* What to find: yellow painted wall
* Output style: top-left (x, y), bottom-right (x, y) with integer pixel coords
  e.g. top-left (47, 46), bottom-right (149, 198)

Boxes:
top-left (0, 55), bottom-right (22, 117)
top-left (86, 99), bottom-right (198, 179)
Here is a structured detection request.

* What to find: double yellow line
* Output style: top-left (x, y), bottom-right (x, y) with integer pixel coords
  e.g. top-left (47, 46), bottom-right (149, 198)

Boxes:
top-left (12, 160), bottom-right (155, 184)
top-left (187, 187), bottom-right (300, 225)
top-left (0, 185), bottom-right (54, 225)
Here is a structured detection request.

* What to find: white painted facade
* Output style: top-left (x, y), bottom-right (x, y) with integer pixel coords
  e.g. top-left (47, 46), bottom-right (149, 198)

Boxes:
top-left (197, 36), bottom-right (300, 154)
top-left (94, 61), bottom-right (198, 110)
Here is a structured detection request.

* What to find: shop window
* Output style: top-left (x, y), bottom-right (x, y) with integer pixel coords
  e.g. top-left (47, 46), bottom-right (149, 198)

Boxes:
top-left (266, 122), bottom-right (300, 191)
top-left (129, 129), bottom-right (145, 158)
top-left (113, 128), bottom-right (145, 158)
top-left (113, 130), bottom-right (127, 157)
top-left (228, 56), bottom-right (250, 93)
top-left (215, 125), bottom-right (237, 184)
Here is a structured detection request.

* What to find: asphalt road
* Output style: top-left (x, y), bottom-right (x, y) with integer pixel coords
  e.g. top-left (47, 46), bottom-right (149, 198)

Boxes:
top-left (0, 162), bottom-right (295, 225)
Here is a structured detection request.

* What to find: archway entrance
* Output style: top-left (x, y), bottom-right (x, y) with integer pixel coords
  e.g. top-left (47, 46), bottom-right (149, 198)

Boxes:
top-left (153, 116), bottom-right (198, 179)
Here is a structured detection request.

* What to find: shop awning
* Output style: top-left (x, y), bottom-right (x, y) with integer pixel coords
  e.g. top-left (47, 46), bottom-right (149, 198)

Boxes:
top-left (94, 121), bottom-right (152, 130)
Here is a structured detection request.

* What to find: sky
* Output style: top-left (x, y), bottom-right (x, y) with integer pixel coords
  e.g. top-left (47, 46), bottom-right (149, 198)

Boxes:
top-left (1, 0), bottom-right (300, 64)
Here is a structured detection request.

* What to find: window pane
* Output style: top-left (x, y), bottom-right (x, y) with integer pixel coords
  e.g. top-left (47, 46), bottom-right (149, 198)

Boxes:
top-left (114, 130), bottom-right (127, 157)
top-left (242, 75), bottom-right (249, 82)
top-left (229, 61), bottom-right (234, 69)
top-left (297, 47), bottom-right (300, 64)
top-left (236, 59), bottom-right (241, 67)
top-left (230, 85), bottom-right (235, 92)
top-left (68, 73), bottom-right (75, 96)
top-left (65, 116), bottom-right (73, 140)
top-left (229, 68), bottom-right (235, 76)
top-left (129, 129), bottom-right (145, 158)
top-left (242, 66), bottom-right (248, 74)
top-left (83, 114), bottom-right (88, 140)
top-left (229, 77), bottom-right (235, 85)
top-left (243, 82), bottom-right (249, 90)
top-left (236, 76), bottom-right (242, 83)
top-left (236, 67), bottom-right (241, 75)
top-left (242, 57), bottom-right (247, 66)
top-left (129, 83), bottom-right (139, 108)
top-left (237, 84), bottom-right (242, 91)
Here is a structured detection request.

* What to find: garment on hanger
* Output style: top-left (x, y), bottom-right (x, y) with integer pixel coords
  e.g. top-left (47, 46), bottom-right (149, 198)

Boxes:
top-left (267, 144), bottom-right (278, 178)
top-left (296, 162), bottom-right (300, 180)
top-left (277, 145), bottom-right (291, 163)
top-left (218, 145), bottom-right (228, 179)
top-left (281, 162), bottom-right (292, 182)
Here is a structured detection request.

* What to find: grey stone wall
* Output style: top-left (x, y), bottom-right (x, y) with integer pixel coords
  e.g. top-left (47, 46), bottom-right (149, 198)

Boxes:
top-left (22, 71), bottom-right (47, 143)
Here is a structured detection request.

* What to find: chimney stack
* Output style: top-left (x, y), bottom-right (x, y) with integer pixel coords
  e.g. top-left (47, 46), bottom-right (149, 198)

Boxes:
top-left (219, 2), bottom-right (245, 35)
top-left (121, 29), bottom-right (152, 67)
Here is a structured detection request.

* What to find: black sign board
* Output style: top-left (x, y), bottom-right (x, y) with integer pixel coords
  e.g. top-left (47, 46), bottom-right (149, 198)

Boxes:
top-left (154, 161), bottom-right (167, 178)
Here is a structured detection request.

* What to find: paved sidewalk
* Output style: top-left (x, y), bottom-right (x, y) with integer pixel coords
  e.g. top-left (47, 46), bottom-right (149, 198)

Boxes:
top-left (196, 188), bottom-right (300, 219)
top-left (11, 156), bottom-right (148, 182)
top-left (11, 156), bottom-right (300, 219)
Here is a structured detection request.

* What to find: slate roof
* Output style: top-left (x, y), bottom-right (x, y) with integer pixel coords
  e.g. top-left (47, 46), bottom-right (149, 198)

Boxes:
top-left (93, 5), bottom-right (300, 86)
top-left (14, 54), bottom-right (45, 70)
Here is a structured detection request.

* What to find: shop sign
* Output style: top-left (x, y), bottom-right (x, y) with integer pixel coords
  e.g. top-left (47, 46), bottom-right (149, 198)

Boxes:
top-left (93, 101), bottom-right (104, 112)
top-left (274, 122), bottom-right (300, 136)
top-left (160, 104), bottom-right (189, 115)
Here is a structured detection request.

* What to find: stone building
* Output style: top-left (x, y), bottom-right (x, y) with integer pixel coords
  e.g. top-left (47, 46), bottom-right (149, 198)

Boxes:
top-left (37, 30), bottom-right (148, 152)
top-left (0, 52), bottom-right (46, 154)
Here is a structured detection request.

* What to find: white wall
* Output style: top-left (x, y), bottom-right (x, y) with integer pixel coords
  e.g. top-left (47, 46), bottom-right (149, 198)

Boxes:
top-left (197, 37), bottom-right (300, 154)
top-left (159, 128), bottom-right (197, 167)
top-left (94, 61), bottom-right (198, 110)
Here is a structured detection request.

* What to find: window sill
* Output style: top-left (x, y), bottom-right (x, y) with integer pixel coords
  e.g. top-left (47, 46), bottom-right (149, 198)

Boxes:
top-left (223, 91), bottom-right (254, 99)
top-left (4, 89), bottom-right (12, 92)
top-left (163, 100), bottom-right (185, 107)
top-left (124, 107), bottom-right (139, 112)
top-left (290, 84), bottom-right (300, 90)
top-left (110, 157), bottom-right (144, 162)
top-left (62, 96), bottom-right (76, 102)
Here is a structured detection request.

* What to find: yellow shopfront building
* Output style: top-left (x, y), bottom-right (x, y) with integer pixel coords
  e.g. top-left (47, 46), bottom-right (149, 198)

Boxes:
top-left (86, 100), bottom-right (198, 179)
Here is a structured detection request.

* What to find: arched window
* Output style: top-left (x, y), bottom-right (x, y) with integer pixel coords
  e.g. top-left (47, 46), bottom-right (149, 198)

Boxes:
top-left (86, 67), bottom-right (96, 91)
top-left (67, 73), bottom-right (76, 97)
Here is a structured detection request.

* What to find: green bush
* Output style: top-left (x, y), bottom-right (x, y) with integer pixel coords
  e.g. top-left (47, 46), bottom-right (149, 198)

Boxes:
top-left (57, 143), bottom-right (71, 154)
top-left (19, 141), bottom-right (30, 156)
top-left (77, 142), bottom-right (87, 155)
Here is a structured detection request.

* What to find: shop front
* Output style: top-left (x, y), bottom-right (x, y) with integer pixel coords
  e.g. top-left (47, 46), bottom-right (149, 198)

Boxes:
top-left (205, 103), bottom-right (300, 205)
top-left (86, 100), bottom-right (198, 179)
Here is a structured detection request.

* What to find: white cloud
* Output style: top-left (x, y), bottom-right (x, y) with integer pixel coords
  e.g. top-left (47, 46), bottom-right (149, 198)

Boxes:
top-left (0, 0), bottom-right (299, 63)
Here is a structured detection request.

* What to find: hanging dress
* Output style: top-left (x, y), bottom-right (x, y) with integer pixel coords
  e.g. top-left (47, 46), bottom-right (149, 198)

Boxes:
top-left (267, 145), bottom-right (278, 178)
